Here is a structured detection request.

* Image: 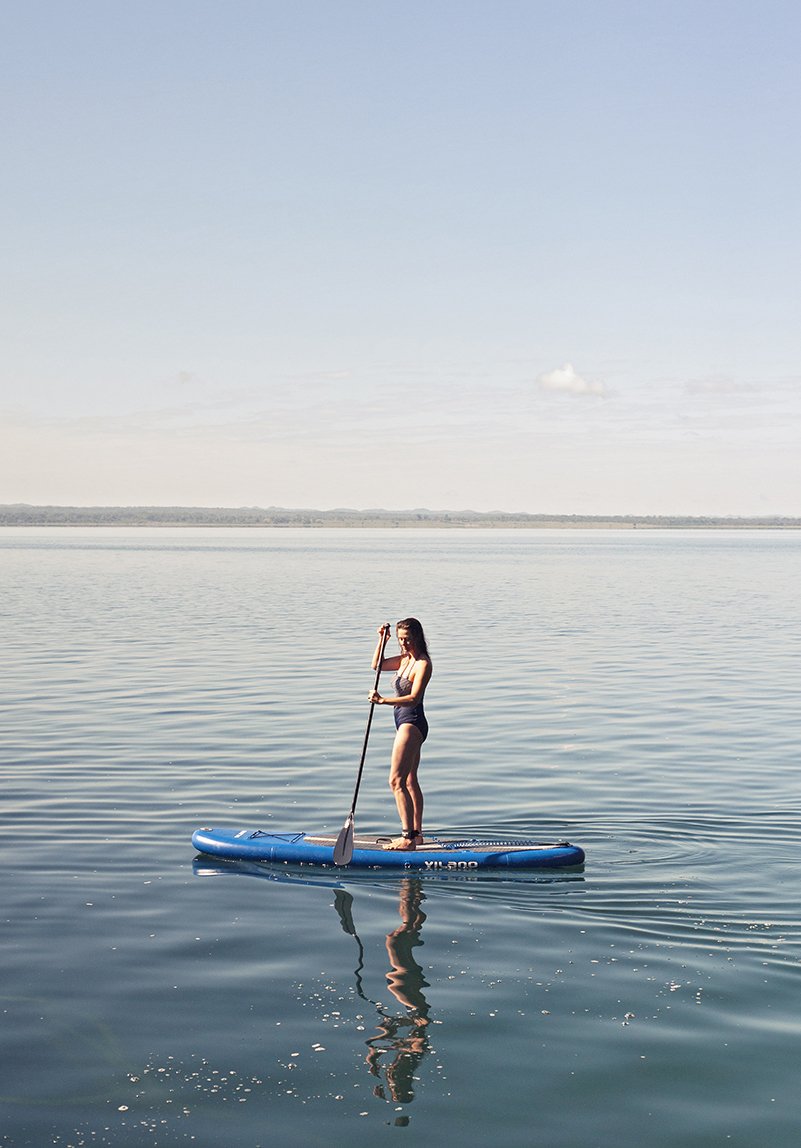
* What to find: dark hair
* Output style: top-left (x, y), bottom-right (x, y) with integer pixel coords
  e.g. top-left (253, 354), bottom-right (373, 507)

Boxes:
top-left (396, 617), bottom-right (430, 659)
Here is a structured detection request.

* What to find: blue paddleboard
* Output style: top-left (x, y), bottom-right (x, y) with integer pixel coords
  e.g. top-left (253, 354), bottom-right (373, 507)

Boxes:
top-left (191, 827), bottom-right (585, 870)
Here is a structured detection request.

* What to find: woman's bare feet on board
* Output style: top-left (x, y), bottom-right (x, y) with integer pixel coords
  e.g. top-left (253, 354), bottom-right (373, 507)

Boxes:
top-left (384, 831), bottom-right (424, 851)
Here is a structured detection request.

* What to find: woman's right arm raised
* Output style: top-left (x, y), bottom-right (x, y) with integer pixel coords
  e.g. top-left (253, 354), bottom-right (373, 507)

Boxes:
top-left (371, 624), bottom-right (402, 672)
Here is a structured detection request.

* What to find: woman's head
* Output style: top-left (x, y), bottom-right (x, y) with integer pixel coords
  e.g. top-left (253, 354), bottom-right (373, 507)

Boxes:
top-left (396, 617), bottom-right (429, 659)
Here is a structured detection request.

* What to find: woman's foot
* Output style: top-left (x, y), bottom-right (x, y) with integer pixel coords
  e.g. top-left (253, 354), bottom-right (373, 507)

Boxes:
top-left (384, 831), bottom-right (424, 851)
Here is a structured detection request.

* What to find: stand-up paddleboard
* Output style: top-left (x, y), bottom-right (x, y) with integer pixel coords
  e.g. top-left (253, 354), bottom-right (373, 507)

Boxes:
top-left (191, 827), bottom-right (585, 870)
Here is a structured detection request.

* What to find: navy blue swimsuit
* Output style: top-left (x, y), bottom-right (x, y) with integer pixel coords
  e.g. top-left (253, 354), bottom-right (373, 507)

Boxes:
top-left (393, 671), bottom-right (429, 742)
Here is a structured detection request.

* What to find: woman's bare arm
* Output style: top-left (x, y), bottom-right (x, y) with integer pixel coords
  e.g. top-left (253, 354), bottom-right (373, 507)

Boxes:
top-left (370, 659), bottom-right (431, 706)
top-left (371, 626), bottom-right (402, 672)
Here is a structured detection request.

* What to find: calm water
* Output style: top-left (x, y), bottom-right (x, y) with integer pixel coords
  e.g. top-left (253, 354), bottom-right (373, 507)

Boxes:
top-left (2, 527), bottom-right (800, 1147)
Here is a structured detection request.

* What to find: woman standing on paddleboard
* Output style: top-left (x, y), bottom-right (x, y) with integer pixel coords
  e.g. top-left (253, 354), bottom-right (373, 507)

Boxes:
top-left (369, 619), bottom-right (432, 851)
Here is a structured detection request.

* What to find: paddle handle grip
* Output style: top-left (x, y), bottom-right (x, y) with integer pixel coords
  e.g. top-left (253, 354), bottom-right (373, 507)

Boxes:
top-left (371, 624), bottom-right (392, 681)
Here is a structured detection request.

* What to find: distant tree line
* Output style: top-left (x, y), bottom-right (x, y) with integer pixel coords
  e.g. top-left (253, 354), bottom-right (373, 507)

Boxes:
top-left (1, 505), bottom-right (800, 529)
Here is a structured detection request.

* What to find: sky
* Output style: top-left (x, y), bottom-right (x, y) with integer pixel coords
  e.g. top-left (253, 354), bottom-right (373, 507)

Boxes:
top-left (2, 0), bottom-right (800, 515)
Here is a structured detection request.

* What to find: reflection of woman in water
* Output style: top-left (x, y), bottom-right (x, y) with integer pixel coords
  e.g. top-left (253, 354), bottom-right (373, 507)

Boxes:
top-left (364, 879), bottom-right (431, 1105)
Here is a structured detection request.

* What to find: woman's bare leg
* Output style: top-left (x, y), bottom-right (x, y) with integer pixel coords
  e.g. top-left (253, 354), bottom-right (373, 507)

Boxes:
top-left (386, 725), bottom-right (424, 849)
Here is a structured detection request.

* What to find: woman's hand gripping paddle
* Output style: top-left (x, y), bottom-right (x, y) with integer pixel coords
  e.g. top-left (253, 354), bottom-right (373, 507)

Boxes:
top-left (333, 624), bottom-right (391, 866)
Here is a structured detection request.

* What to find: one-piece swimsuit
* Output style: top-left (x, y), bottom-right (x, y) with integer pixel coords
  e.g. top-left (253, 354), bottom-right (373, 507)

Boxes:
top-left (393, 662), bottom-right (429, 742)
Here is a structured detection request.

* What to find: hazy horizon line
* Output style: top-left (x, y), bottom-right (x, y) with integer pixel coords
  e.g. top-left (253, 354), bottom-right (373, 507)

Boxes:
top-left (2, 503), bottom-right (800, 527)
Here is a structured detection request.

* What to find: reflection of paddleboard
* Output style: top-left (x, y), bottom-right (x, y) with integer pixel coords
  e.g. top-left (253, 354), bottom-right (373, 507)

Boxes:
top-left (191, 827), bottom-right (585, 870)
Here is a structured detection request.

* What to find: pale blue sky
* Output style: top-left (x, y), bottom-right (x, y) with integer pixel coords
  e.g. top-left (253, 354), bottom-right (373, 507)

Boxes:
top-left (2, 0), bottom-right (799, 514)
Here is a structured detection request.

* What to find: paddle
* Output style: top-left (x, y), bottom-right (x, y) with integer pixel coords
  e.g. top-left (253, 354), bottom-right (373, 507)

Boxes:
top-left (333, 623), bottom-right (391, 866)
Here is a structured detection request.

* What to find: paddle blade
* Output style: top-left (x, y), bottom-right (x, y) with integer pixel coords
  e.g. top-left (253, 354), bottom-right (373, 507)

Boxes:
top-left (333, 818), bottom-right (354, 866)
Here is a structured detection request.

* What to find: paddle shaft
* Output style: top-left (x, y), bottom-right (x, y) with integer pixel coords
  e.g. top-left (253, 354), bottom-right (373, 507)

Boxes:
top-left (348, 625), bottom-right (390, 818)
top-left (333, 625), bottom-right (390, 865)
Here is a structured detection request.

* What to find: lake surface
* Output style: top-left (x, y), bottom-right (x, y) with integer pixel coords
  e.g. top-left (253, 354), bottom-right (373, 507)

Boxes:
top-left (3, 527), bottom-right (800, 1147)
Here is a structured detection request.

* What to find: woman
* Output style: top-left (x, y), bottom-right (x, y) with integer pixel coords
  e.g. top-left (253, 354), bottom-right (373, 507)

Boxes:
top-left (369, 619), bottom-right (432, 851)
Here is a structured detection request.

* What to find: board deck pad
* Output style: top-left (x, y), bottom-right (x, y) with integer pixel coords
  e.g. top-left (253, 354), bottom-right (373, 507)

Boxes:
top-left (192, 827), bottom-right (585, 870)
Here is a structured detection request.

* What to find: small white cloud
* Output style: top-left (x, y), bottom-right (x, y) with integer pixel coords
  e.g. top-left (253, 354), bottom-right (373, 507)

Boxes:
top-left (538, 363), bottom-right (604, 396)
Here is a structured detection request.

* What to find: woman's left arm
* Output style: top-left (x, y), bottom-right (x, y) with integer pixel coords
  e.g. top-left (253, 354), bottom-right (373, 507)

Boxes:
top-left (369, 660), bottom-right (431, 706)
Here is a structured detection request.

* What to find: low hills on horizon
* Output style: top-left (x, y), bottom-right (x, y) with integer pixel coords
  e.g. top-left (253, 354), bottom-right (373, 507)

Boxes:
top-left (1, 504), bottom-right (799, 529)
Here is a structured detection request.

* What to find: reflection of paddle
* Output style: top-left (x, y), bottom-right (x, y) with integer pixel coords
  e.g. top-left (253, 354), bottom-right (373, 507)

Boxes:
top-left (333, 889), bottom-right (371, 1003)
top-left (332, 881), bottom-right (430, 1020)
top-left (334, 624), bottom-right (391, 866)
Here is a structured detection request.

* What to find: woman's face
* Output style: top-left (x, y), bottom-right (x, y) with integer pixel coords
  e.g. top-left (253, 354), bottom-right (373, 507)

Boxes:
top-left (397, 627), bottom-right (413, 655)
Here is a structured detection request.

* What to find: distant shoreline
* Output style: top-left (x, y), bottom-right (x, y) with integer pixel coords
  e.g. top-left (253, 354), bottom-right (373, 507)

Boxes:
top-left (2, 505), bottom-right (800, 529)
